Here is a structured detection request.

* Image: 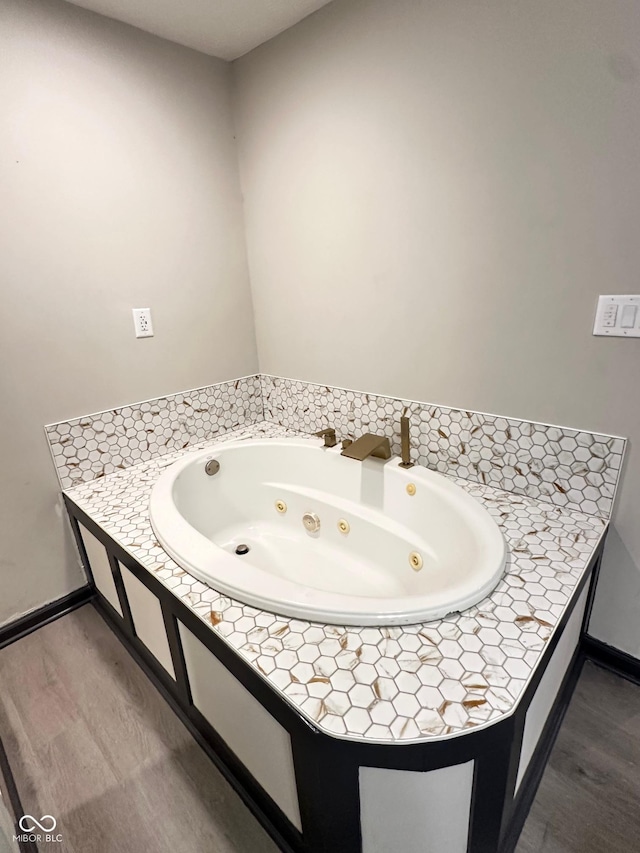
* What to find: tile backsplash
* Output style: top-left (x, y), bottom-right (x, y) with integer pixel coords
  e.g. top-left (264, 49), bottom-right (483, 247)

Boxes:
top-left (261, 375), bottom-right (625, 519)
top-left (45, 376), bottom-right (263, 489)
top-left (45, 372), bottom-right (625, 519)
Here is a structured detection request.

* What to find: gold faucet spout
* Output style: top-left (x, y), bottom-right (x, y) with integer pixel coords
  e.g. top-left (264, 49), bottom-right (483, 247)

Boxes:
top-left (340, 433), bottom-right (391, 461)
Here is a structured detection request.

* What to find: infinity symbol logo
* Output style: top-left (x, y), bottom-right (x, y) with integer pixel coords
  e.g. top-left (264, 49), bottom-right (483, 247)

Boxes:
top-left (19, 815), bottom-right (57, 832)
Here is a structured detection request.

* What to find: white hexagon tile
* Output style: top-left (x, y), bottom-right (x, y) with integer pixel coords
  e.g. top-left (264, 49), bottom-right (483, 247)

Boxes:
top-left (45, 374), bottom-right (626, 518)
top-left (261, 375), bottom-right (625, 518)
top-left (64, 422), bottom-right (608, 745)
top-left (45, 375), bottom-right (263, 489)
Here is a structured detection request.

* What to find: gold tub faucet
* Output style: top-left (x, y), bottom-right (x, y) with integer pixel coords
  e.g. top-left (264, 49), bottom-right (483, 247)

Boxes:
top-left (340, 433), bottom-right (391, 461)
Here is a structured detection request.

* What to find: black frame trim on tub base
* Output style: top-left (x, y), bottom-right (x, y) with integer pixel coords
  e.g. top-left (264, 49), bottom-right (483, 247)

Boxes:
top-left (63, 493), bottom-right (606, 853)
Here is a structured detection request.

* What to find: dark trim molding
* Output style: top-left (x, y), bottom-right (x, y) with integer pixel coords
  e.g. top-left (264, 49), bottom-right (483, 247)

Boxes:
top-left (0, 735), bottom-right (38, 853)
top-left (583, 635), bottom-right (640, 687)
top-left (0, 586), bottom-right (94, 651)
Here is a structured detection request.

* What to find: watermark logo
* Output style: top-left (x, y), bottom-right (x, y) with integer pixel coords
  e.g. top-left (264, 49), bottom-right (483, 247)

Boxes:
top-left (14, 815), bottom-right (62, 844)
top-left (19, 815), bottom-right (56, 833)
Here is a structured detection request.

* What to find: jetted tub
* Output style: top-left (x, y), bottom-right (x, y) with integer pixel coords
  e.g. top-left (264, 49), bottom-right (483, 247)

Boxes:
top-left (150, 437), bottom-right (506, 626)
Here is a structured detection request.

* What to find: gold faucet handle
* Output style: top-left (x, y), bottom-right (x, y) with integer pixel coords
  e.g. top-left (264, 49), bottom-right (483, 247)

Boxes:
top-left (314, 427), bottom-right (337, 448)
top-left (399, 413), bottom-right (414, 468)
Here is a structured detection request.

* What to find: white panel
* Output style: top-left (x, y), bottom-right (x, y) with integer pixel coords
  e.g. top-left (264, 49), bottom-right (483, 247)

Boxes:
top-left (120, 566), bottom-right (175, 679)
top-left (360, 761), bottom-right (474, 853)
top-left (178, 623), bottom-right (301, 831)
top-left (516, 583), bottom-right (590, 789)
top-left (79, 526), bottom-right (122, 616)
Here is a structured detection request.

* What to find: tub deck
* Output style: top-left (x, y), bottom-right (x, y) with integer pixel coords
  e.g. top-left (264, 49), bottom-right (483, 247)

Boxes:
top-left (63, 422), bottom-right (607, 744)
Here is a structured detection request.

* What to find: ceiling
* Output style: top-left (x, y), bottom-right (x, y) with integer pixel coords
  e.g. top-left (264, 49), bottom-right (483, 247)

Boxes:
top-left (64, 0), bottom-right (335, 61)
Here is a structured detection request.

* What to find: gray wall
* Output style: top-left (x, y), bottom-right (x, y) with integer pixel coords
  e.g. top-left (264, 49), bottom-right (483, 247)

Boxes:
top-left (233, 0), bottom-right (640, 654)
top-left (0, 0), bottom-right (257, 625)
top-left (3, 0), bottom-right (638, 660)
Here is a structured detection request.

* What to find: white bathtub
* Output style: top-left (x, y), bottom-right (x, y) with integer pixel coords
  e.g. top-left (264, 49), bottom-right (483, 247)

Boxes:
top-left (150, 437), bottom-right (506, 626)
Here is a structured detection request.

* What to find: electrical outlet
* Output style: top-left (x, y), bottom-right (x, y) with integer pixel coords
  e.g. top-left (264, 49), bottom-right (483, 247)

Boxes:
top-left (132, 308), bottom-right (154, 338)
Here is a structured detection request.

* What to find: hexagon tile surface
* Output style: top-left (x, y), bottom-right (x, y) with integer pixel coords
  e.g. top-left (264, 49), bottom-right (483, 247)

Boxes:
top-left (261, 376), bottom-right (625, 518)
top-left (45, 375), bottom-right (263, 489)
top-left (65, 423), bottom-right (607, 745)
top-left (46, 374), bottom-right (625, 519)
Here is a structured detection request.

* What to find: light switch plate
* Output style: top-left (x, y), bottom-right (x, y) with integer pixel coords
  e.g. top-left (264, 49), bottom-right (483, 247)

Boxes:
top-left (593, 295), bottom-right (640, 337)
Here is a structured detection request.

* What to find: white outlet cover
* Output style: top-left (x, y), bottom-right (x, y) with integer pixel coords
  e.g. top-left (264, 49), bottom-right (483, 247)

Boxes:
top-left (132, 308), bottom-right (154, 338)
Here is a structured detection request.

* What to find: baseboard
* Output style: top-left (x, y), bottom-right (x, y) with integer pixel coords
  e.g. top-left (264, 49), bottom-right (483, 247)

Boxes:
top-left (583, 635), bottom-right (640, 686)
top-left (0, 734), bottom-right (39, 853)
top-left (0, 586), bottom-right (94, 651)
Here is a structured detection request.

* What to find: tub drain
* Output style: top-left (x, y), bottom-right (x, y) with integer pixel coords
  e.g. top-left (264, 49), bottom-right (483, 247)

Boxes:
top-left (235, 544), bottom-right (250, 555)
